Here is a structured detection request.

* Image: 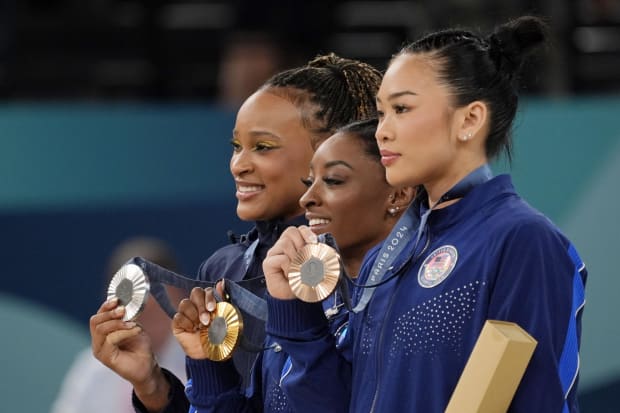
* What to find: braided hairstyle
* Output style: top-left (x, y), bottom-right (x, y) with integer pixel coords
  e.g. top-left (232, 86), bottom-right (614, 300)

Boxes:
top-left (261, 53), bottom-right (382, 148)
top-left (396, 16), bottom-right (547, 161)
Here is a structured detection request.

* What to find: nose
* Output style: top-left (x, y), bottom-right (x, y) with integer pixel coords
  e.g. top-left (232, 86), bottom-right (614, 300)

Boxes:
top-left (230, 149), bottom-right (253, 177)
top-left (300, 181), bottom-right (320, 210)
top-left (375, 117), bottom-right (393, 143)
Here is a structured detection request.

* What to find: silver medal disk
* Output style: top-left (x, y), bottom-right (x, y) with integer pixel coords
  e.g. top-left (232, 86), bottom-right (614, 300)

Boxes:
top-left (107, 263), bottom-right (150, 321)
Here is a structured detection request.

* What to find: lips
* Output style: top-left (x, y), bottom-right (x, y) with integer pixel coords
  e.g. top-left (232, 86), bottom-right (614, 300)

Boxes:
top-left (306, 215), bottom-right (331, 232)
top-left (235, 182), bottom-right (265, 200)
top-left (379, 149), bottom-right (400, 167)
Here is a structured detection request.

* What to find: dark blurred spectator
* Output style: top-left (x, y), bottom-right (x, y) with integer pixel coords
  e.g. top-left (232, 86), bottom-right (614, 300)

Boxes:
top-left (216, 31), bottom-right (304, 110)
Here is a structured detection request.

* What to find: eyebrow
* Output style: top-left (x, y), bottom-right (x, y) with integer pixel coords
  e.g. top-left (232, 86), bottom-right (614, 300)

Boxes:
top-left (324, 160), bottom-right (353, 170)
top-left (232, 130), bottom-right (282, 140)
top-left (376, 90), bottom-right (418, 103)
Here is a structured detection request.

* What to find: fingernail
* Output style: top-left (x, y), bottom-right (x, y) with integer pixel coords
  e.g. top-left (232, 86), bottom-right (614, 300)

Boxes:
top-left (125, 321), bottom-right (136, 328)
top-left (206, 301), bottom-right (216, 312)
top-left (107, 297), bottom-right (118, 305)
top-left (309, 233), bottom-right (318, 244)
top-left (114, 306), bottom-right (125, 315)
top-left (200, 313), bottom-right (211, 326)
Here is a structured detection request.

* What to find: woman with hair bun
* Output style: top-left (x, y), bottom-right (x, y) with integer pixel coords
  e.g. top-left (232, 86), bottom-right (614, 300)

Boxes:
top-left (263, 16), bottom-right (587, 412)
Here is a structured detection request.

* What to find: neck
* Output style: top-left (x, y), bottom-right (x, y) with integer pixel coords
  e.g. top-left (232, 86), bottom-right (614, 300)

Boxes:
top-left (425, 159), bottom-right (487, 208)
top-left (340, 245), bottom-right (370, 278)
top-left (340, 226), bottom-right (397, 277)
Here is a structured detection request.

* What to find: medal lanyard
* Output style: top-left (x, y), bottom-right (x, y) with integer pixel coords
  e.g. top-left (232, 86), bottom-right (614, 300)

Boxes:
top-left (350, 164), bottom-right (493, 313)
top-left (132, 237), bottom-right (266, 322)
top-left (140, 233), bottom-right (336, 323)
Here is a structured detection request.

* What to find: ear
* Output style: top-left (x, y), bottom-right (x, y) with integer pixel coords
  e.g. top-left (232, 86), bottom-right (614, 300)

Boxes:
top-left (455, 100), bottom-right (488, 142)
top-left (386, 186), bottom-right (416, 217)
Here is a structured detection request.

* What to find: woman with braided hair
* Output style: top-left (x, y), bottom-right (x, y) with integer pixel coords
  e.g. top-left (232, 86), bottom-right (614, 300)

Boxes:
top-left (178, 118), bottom-right (415, 413)
top-left (89, 53), bottom-right (382, 413)
top-left (263, 16), bottom-right (587, 412)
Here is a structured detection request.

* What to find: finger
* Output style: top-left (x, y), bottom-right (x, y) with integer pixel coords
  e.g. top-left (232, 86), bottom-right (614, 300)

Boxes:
top-left (177, 298), bottom-right (199, 324)
top-left (264, 255), bottom-right (292, 280)
top-left (280, 238), bottom-right (306, 263)
top-left (215, 280), bottom-right (225, 300)
top-left (90, 299), bottom-right (122, 331)
top-left (203, 288), bottom-right (217, 324)
top-left (107, 325), bottom-right (142, 346)
top-left (298, 225), bottom-right (318, 244)
top-left (99, 297), bottom-right (119, 312)
top-left (189, 287), bottom-right (213, 326)
top-left (90, 304), bottom-right (128, 348)
top-left (267, 229), bottom-right (306, 260)
top-left (94, 316), bottom-right (137, 339)
top-left (172, 311), bottom-right (198, 334)
top-left (189, 287), bottom-right (206, 309)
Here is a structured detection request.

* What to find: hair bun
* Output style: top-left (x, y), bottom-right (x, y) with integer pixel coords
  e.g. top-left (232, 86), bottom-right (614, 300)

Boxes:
top-left (308, 52), bottom-right (344, 69)
top-left (487, 16), bottom-right (547, 73)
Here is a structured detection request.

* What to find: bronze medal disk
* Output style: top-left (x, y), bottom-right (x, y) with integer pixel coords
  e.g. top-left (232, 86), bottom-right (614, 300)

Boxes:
top-left (200, 301), bottom-right (243, 361)
top-left (288, 243), bottom-right (341, 302)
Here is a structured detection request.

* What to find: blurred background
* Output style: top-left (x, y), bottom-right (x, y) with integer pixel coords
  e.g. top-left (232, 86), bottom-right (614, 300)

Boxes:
top-left (0, 0), bottom-right (618, 411)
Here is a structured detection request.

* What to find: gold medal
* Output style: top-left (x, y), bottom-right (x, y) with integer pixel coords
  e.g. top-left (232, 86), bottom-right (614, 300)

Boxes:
top-left (200, 301), bottom-right (244, 361)
top-left (107, 263), bottom-right (150, 321)
top-left (288, 243), bottom-right (341, 302)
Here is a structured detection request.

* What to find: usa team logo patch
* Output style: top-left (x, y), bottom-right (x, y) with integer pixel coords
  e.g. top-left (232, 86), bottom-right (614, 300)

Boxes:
top-left (418, 245), bottom-right (458, 288)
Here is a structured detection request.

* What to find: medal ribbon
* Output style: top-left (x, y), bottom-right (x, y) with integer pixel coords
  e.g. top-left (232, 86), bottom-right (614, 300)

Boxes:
top-left (126, 233), bottom-right (339, 353)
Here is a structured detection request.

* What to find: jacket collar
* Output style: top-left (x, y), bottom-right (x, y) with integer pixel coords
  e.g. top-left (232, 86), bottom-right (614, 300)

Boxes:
top-left (233, 215), bottom-right (307, 246)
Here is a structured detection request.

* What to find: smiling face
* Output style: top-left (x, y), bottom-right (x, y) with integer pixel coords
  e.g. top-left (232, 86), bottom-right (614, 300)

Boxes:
top-left (375, 53), bottom-right (461, 191)
top-left (230, 89), bottom-right (315, 221)
top-left (300, 131), bottom-right (393, 254)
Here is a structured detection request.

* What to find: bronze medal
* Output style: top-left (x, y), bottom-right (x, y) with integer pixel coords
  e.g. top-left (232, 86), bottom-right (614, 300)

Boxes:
top-left (200, 301), bottom-right (244, 361)
top-left (107, 263), bottom-right (150, 321)
top-left (288, 243), bottom-right (341, 302)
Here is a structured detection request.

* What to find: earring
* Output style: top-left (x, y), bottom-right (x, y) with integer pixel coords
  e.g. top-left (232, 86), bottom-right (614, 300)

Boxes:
top-left (388, 206), bottom-right (400, 216)
top-left (461, 132), bottom-right (473, 141)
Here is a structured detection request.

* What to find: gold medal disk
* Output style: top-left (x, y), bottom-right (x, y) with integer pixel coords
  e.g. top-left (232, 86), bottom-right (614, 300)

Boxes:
top-left (200, 301), bottom-right (243, 361)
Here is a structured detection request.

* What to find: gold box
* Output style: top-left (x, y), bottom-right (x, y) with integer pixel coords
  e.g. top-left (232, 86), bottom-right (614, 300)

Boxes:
top-left (444, 320), bottom-right (538, 413)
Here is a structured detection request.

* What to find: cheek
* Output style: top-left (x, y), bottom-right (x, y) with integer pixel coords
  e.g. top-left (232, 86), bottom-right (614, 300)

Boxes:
top-left (331, 190), bottom-right (373, 220)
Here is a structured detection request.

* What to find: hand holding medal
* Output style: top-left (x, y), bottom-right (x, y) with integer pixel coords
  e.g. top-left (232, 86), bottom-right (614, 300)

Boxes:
top-left (107, 259), bottom-right (249, 362)
top-left (264, 226), bottom-right (342, 303)
top-left (174, 285), bottom-right (243, 362)
top-left (288, 242), bottom-right (341, 302)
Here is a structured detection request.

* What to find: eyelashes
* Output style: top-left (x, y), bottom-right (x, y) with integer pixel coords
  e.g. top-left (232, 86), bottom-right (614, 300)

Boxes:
top-left (301, 176), bottom-right (344, 188)
top-left (230, 140), bottom-right (280, 153)
top-left (301, 177), bottom-right (313, 187)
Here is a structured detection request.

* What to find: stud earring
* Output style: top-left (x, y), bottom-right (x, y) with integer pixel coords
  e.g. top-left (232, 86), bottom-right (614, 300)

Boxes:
top-left (461, 132), bottom-right (473, 141)
top-left (388, 206), bottom-right (400, 216)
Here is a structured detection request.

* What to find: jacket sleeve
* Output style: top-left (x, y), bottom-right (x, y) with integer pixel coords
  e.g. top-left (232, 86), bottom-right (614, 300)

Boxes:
top-left (266, 297), bottom-right (352, 413)
top-left (487, 219), bottom-right (587, 413)
top-left (184, 358), bottom-right (261, 413)
top-left (132, 368), bottom-right (189, 413)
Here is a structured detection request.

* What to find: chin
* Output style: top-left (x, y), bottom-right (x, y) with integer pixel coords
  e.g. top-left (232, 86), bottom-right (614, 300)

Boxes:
top-left (385, 171), bottom-right (406, 188)
top-left (236, 206), bottom-right (261, 222)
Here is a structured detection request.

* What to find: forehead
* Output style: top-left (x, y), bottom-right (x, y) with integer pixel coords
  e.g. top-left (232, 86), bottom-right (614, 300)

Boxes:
top-left (313, 132), bottom-right (365, 162)
top-left (234, 89), bottom-right (304, 133)
top-left (378, 53), bottom-right (442, 97)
